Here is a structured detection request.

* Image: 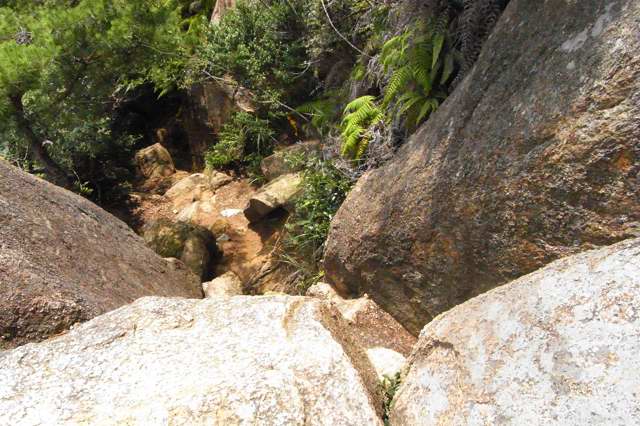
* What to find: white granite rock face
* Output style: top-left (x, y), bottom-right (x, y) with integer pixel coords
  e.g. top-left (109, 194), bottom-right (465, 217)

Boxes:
top-left (0, 296), bottom-right (382, 426)
top-left (391, 238), bottom-right (640, 425)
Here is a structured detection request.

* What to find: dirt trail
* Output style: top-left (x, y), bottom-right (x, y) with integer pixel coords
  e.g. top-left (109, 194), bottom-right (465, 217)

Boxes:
top-left (126, 172), bottom-right (288, 292)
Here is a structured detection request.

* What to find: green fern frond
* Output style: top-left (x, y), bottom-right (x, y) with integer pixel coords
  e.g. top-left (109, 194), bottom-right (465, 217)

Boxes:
top-left (355, 135), bottom-right (371, 160)
top-left (432, 33), bottom-right (445, 69)
top-left (379, 12), bottom-right (458, 130)
top-left (400, 93), bottom-right (424, 116)
top-left (344, 95), bottom-right (377, 113)
top-left (441, 52), bottom-right (455, 84)
top-left (340, 95), bottom-right (383, 161)
top-left (383, 66), bottom-right (413, 106)
top-left (412, 66), bottom-right (432, 94)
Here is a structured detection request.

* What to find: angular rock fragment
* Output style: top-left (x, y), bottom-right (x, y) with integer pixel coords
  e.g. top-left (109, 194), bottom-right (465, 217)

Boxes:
top-left (244, 173), bottom-right (302, 223)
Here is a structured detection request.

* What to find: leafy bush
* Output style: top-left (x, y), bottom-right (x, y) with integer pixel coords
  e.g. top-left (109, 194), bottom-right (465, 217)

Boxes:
top-left (199, 0), bottom-right (312, 110)
top-left (280, 156), bottom-right (353, 292)
top-left (0, 0), bottom-right (191, 190)
top-left (205, 111), bottom-right (275, 180)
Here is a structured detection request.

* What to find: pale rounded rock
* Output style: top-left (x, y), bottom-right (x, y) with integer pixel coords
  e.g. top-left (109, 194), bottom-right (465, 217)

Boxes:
top-left (391, 238), bottom-right (640, 425)
top-left (134, 143), bottom-right (175, 179)
top-left (203, 271), bottom-right (244, 297)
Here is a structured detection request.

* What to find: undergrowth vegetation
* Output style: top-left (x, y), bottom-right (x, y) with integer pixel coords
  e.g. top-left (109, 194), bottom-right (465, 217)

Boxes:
top-left (381, 372), bottom-right (403, 425)
top-left (205, 111), bottom-right (274, 183)
top-left (279, 155), bottom-right (353, 292)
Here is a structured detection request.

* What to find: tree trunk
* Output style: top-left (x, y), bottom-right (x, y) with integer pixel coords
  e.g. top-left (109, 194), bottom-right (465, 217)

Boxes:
top-left (8, 94), bottom-right (71, 188)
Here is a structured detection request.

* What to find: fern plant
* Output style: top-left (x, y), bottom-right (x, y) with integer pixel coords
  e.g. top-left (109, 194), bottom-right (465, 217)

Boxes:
top-left (340, 95), bottom-right (383, 160)
top-left (296, 92), bottom-right (341, 137)
top-left (381, 16), bottom-right (457, 128)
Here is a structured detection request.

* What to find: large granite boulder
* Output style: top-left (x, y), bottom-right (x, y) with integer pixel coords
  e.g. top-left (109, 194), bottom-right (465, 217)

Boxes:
top-left (390, 237), bottom-right (640, 425)
top-left (0, 161), bottom-right (201, 350)
top-left (0, 296), bottom-right (383, 425)
top-left (324, 0), bottom-right (640, 334)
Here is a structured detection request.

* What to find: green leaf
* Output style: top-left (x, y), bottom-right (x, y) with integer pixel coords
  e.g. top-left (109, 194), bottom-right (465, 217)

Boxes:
top-left (432, 34), bottom-right (444, 70)
top-left (441, 52), bottom-right (455, 85)
top-left (400, 94), bottom-right (423, 115)
top-left (415, 101), bottom-right (432, 125)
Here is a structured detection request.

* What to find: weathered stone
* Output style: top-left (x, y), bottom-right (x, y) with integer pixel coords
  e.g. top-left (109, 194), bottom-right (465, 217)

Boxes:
top-left (324, 0), bottom-right (640, 334)
top-left (164, 173), bottom-right (209, 200)
top-left (306, 282), bottom-right (416, 380)
top-left (261, 140), bottom-right (321, 181)
top-left (134, 143), bottom-right (175, 179)
top-left (0, 161), bottom-right (201, 349)
top-left (206, 169), bottom-right (235, 191)
top-left (391, 238), bottom-right (640, 425)
top-left (183, 80), bottom-right (253, 169)
top-left (135, 170), bottom-right (190, 196)
top-left (244, 173), bottom-right (302, 223)
top-left (0, 296), bottom-right (383, 425)
top-left (165, 171), bottom-right (233, 202)
top-left (203, 271), bottom-right (244, 297)
top-left (142, 219), bottom-right (219, 280)
top-left (306, 281), bottom-right (343, 300)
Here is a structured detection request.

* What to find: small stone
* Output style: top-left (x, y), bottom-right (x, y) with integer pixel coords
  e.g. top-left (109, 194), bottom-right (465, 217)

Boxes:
top-left (134, 143), bottom-right (175, 179)
top-left (202, 272), bottom-right (243, 297)
top-left (243, 173), bottom-right (302, 223)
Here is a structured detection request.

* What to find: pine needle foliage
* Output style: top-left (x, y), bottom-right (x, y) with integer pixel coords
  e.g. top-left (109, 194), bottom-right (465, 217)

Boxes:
top-left (340, 95), bottom-right (383, 160)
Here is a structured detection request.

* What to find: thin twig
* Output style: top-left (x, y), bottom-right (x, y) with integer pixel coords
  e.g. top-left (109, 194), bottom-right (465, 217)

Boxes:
top-left (319, 0), bottom-right (370, 58)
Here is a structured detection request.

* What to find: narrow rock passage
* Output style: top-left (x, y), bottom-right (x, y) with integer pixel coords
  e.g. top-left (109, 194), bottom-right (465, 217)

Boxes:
top-left (127, 163), bottom-right (287, 294)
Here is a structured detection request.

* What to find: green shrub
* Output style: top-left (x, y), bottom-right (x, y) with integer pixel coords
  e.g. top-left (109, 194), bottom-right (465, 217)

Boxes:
top-left (199, 0), bottom-right (312, 110)
top-left (337, 12), bottom-right (460, 162)
top-left (0, 0), bottom-right (191, 190)
top-left (280, 156), bottom-right (353, 292)
top-left (205, 111), bottom-right (275, 180)
top-left (381, 17), bottom-right (457, 128)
